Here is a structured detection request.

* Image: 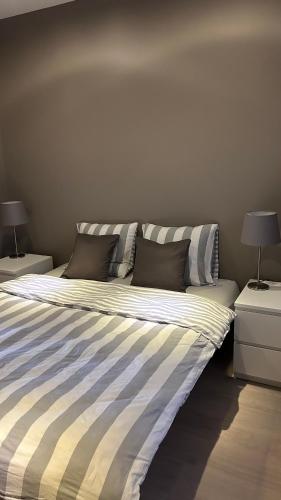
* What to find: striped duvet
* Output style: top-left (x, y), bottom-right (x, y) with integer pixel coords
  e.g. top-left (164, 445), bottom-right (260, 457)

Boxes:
top-left (0, 275), bottom-right (235, 500)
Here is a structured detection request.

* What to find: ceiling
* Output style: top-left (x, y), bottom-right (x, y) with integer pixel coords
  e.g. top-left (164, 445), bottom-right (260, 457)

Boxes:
top-left (0, 0), bottom-right (75, 19)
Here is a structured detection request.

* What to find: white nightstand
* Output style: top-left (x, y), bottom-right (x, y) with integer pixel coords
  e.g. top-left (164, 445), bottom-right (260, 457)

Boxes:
top-left (234, 281), bottom-right (281, 387)
top-left (0, 254), bottom-right (53, 283)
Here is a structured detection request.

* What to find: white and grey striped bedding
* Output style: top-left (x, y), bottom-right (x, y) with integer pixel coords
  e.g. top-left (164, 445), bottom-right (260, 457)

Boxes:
top-left (0, 275), bottom-right (235, 500)
top-left (47, 266), bottom-right (239, 308)
top-left (77, 222), bottom-right (138, 278)
top-left (142, 222), bottom-right (219, 286)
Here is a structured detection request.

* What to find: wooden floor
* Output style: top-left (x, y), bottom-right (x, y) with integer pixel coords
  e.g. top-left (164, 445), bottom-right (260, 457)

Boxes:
top-left (141, 338), bottom-right (281, 500)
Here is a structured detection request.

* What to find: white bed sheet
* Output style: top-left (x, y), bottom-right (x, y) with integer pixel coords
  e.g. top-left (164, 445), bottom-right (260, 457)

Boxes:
top-left (47, 265), bottom-right (239, 308)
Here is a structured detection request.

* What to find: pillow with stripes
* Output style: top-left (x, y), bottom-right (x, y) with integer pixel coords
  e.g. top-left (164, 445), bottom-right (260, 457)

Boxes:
top-left (77, 222), bottom-right (138, 278)
top-left (211, 229), bottom-right (219, 280)
top-left (142, 223), bottom-right (219, 286)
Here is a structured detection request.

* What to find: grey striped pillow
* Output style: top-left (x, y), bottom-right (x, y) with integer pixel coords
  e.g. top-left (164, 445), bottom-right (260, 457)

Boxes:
top-left (211, 230), bottom-right (219, 280)
top-left (142, 223), bottom-right (219, 286)
top-left (77, 222), bottom-right (138, 278)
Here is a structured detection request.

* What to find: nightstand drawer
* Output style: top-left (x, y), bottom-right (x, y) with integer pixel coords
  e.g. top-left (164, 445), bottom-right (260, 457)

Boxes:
top-left (234, 310), bottom-right (281, 350)
top-left (234, 343), bottom-right (281, 387)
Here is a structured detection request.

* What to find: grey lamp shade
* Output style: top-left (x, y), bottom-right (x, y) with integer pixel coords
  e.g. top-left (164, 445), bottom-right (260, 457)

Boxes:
top-left (0, 201), bottom-right (29, 227)
top-left (241, 211), bottom-right (280, 247)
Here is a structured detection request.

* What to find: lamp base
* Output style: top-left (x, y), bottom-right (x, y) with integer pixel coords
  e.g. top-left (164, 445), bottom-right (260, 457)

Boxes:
top-left (9, 253), bottom-right (26, 259)
top-left (247, 281), bottom-right (269, 291)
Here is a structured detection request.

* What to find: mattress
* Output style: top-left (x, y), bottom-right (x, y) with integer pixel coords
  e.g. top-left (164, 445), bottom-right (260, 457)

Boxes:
top-left (0, 274), bottom-right (235, 500)
top-left (47, 264), bottom-right (239, 308)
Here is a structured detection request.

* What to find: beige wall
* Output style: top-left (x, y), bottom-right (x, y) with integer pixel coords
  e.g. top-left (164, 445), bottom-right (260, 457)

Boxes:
top-left (0, 140), bottom-right (6, 198)
top-left (0, 137), bottom-right (8, 255)
top-left (0, 0), bottom-right (281, 286)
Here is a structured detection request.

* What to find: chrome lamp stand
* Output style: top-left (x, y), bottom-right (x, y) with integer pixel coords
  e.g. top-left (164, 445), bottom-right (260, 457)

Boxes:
top-left (9, 226), bottom-right (25, 259)
top-left (247, 246), bottom-right (269, 290)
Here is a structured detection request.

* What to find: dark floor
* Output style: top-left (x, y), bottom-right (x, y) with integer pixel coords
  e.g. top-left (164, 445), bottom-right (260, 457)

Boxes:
top-left (141, 337), bottom-right (281, 500)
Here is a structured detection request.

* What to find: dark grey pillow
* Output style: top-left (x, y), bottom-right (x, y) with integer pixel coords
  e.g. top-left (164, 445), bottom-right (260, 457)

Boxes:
top-left (131, 237), bottom-right (191, 292)
top-left (63, 233), bottom-right (119, 281)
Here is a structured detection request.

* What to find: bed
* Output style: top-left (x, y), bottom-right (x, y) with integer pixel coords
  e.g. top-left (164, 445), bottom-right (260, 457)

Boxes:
top-left (48, 264), bottom-right (239, 309)
top-left (0, 272), bottom-right (236, 500)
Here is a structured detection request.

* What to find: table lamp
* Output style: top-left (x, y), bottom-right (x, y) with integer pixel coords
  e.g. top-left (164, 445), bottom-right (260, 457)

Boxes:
top-left (241, 211), bottom-right (280, 290)
top-left (0, 201), bottom-right (29, 258)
